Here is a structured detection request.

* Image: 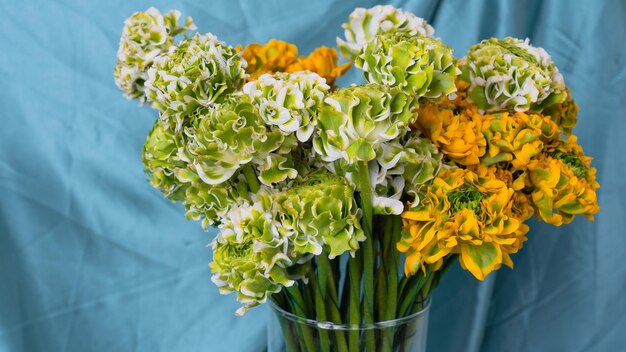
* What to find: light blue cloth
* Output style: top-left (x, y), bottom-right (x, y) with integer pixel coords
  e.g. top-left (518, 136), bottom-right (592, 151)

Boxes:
top-left (1, 0), bottom-right (624, 351)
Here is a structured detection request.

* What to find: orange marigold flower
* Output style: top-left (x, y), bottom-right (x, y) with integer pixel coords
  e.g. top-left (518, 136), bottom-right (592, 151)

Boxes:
top-left (480, 110), bottom-right (560, 168)
top-left (241, 40), bottom-right (298, 81)
top-left (286, 46), bottom-right (351, 86)
top-left (415, 103), bottom-right (486, 166)
top-left (513, 136), bottom-right (600, 225)
top-left (398, 168), bottom-right (528, 281)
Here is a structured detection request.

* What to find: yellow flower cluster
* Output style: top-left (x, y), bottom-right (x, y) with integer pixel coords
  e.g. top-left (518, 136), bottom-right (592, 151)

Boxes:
top-left (398, 168), bottom-right (528, 280)
top-left (513, 136), bottom-right (600, 225)
top-left (241, 40), bottom-right (350, 85)
top-left (405, 78), bottom-right (598, 281)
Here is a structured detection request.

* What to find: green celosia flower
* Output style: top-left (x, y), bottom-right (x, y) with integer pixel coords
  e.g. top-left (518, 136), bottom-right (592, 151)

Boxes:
top-left (210, 198), bottom-right (296, 316)
top-left (243, 71), bottom-right (330, 142)
top-left (142, 116), bottom-right (189, 201)
top-left (185, 95), bottom-right (285, 185)
top-left (356, 33), bottom-right (458, 98)
top-left (145, 33), bottom-right (247, 122)
top-left (337, 5), bottom-right (435, 61)
top-left (273, 171), bottom-right (365, 258)
top-left (114, 7), bottom-right (196, 104)
top-left (459, 37), bottom-right (566, 113)
top-left (313, 84), bottom-right (418, 163)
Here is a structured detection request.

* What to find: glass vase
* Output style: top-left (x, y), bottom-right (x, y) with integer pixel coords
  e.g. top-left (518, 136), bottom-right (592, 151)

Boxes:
top-left (267, 299), bottom-right (430, 352)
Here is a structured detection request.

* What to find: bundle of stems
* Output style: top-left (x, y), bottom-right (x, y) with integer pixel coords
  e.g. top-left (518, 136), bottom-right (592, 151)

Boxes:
top-left (270, 162), bottom-right (458, 352)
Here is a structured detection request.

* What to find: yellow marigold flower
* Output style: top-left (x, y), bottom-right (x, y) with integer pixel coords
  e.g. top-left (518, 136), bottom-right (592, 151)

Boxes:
top-left (285, 46), bottom-right (351, 86)
top-left (241, 40), bottom-right (298, 81)
top-left (543, 88), bottom-right (578, 136)
top-left (480, 111), bottom-right (560, 168)
top-left (513, 136), bottom-right (600, 225)
top-left (415, 103), bottom-right (486, 166)
top-left (398, 168), bottom-right (528, 281)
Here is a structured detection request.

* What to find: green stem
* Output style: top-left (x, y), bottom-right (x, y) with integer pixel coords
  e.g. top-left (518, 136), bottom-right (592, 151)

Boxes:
top-left (347, 252), bottom-right (362, 352)
top-left (286, 285), bottom-right (317, 352)
top-left (397, 270), bottom-right (432, 319)
top-left (357, 161), bottom-right (375, 352)
top-left (375, 216), bottom-right (389, 322)
top-left (311, 274), bottom-right (331, 352)
top-left (318, 254), bottom-right (348, 351)
top-left (242, 164), bottom-right (260, 193)
top-left (380, 215), bottom-right (402, 352)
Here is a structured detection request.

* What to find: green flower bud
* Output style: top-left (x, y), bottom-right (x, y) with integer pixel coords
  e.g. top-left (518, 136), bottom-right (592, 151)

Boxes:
top-left (114, 7), bottom-right (196, 104)
top-left (459, 37), bottom-right (566, 113)
top-left (145, 33), bottom-right (247, 119)
top-left (356, 33), bottom-right (458, 98)
top-left (274, 171), bottom-right (365, 258)
top-left (337, 5), bottom-right (434, 61)
top-left (185, 95), bottom-right (284, 185)
top-left (313, 84), bottom-right (417, 163)
top-left (243, 72), bottom-right (330, 142)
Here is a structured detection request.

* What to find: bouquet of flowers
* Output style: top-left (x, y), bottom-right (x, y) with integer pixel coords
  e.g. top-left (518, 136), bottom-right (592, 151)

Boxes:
top-left (114, 5), bottom-right (599, 351)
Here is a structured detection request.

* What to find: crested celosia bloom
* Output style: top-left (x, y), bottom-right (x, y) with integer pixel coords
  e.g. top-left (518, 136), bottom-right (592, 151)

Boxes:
top-left (480, 110), bottom-right (560, 168)
top-left (243, 71), bottom-right (330, 143)
top-left (356, 33), bottom-right (458, 99)
top-left (513, 136), bottom-right (600, 225)
top-left (114, 7), bottom-right (196, 103)
top-left (241, 39), bottom-right (298, 81)
top-left (313, 84), bottom-right (418, 163)
top-left (273, 171), bottom-right (365, 258)
top-left (459, 37), bottom-right (566, 113)
top-left (145, 33), bottom-right (247, 123)
top-left (398, 168), bottom-right (528, 280)
top-left (337, 5), bottom-right (434, 60)
top-left (415, 102), bottom-right (486, 166)
top-left (184, 94), bottom-right (285, 185)
top-left (285, 46), bottom-right (351, 86)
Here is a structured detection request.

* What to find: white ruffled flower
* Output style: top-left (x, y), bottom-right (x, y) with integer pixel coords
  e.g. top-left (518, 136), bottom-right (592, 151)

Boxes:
top-left (337, 5), bottom-right (435, 60)
top-left (243, 72), bottom-right (330, 142)
top-left (114, 7), bottom-right (196, 103)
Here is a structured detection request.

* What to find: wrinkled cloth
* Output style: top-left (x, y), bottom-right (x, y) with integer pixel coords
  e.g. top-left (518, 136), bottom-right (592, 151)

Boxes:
top-left (0, 0), bottom-right (624, 351)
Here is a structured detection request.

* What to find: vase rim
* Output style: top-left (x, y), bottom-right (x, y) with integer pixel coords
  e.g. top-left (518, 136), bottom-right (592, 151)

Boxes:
top-left (268, 296), bottom-right (431, 331)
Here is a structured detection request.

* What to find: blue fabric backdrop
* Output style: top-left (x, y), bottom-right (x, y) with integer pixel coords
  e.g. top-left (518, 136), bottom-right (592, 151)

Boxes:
top-left (1, 0), bottom-right (625, 351)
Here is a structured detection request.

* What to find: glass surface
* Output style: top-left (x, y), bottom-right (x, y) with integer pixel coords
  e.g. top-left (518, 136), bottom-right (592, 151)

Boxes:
top-left (267, 298), bottom-right (430, 352)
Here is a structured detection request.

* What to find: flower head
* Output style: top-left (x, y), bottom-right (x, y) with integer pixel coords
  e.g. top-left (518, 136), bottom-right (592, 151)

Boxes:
top-left (145, 33), bottom-right (246, 121)
top-left (513, 136), bottom-right (600, 225)
top-left (459, 37), bottom-right (566, 112)
top-left (114, 7), bottom-right (196, 103)
top-left (313, 84), bottom-right (418, 163)
top-left (398, 168), bottom-right (528, 280)
top-left (210, 198), bottom-right (296, 316)
top-left (273, 171), bottom-right (365, 258)
top-left (480, 110), bottom-right (560, 168)
top-left (285, 46), bottom-right (351, 86)
top-left (142, 116), bottom-right (190, 201)
top-left (243, 71), bottom-right (330, 142)
top-left (415, 103), bottom-right (486, 166)
top-left (356, 33), bottom-right (457, 98)
top-left (241, 40), bottom-right (298, 81)
top-left (184, 94), bottom-right (284, 185)
top-left (337, 5), bottom-right (434, 61)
